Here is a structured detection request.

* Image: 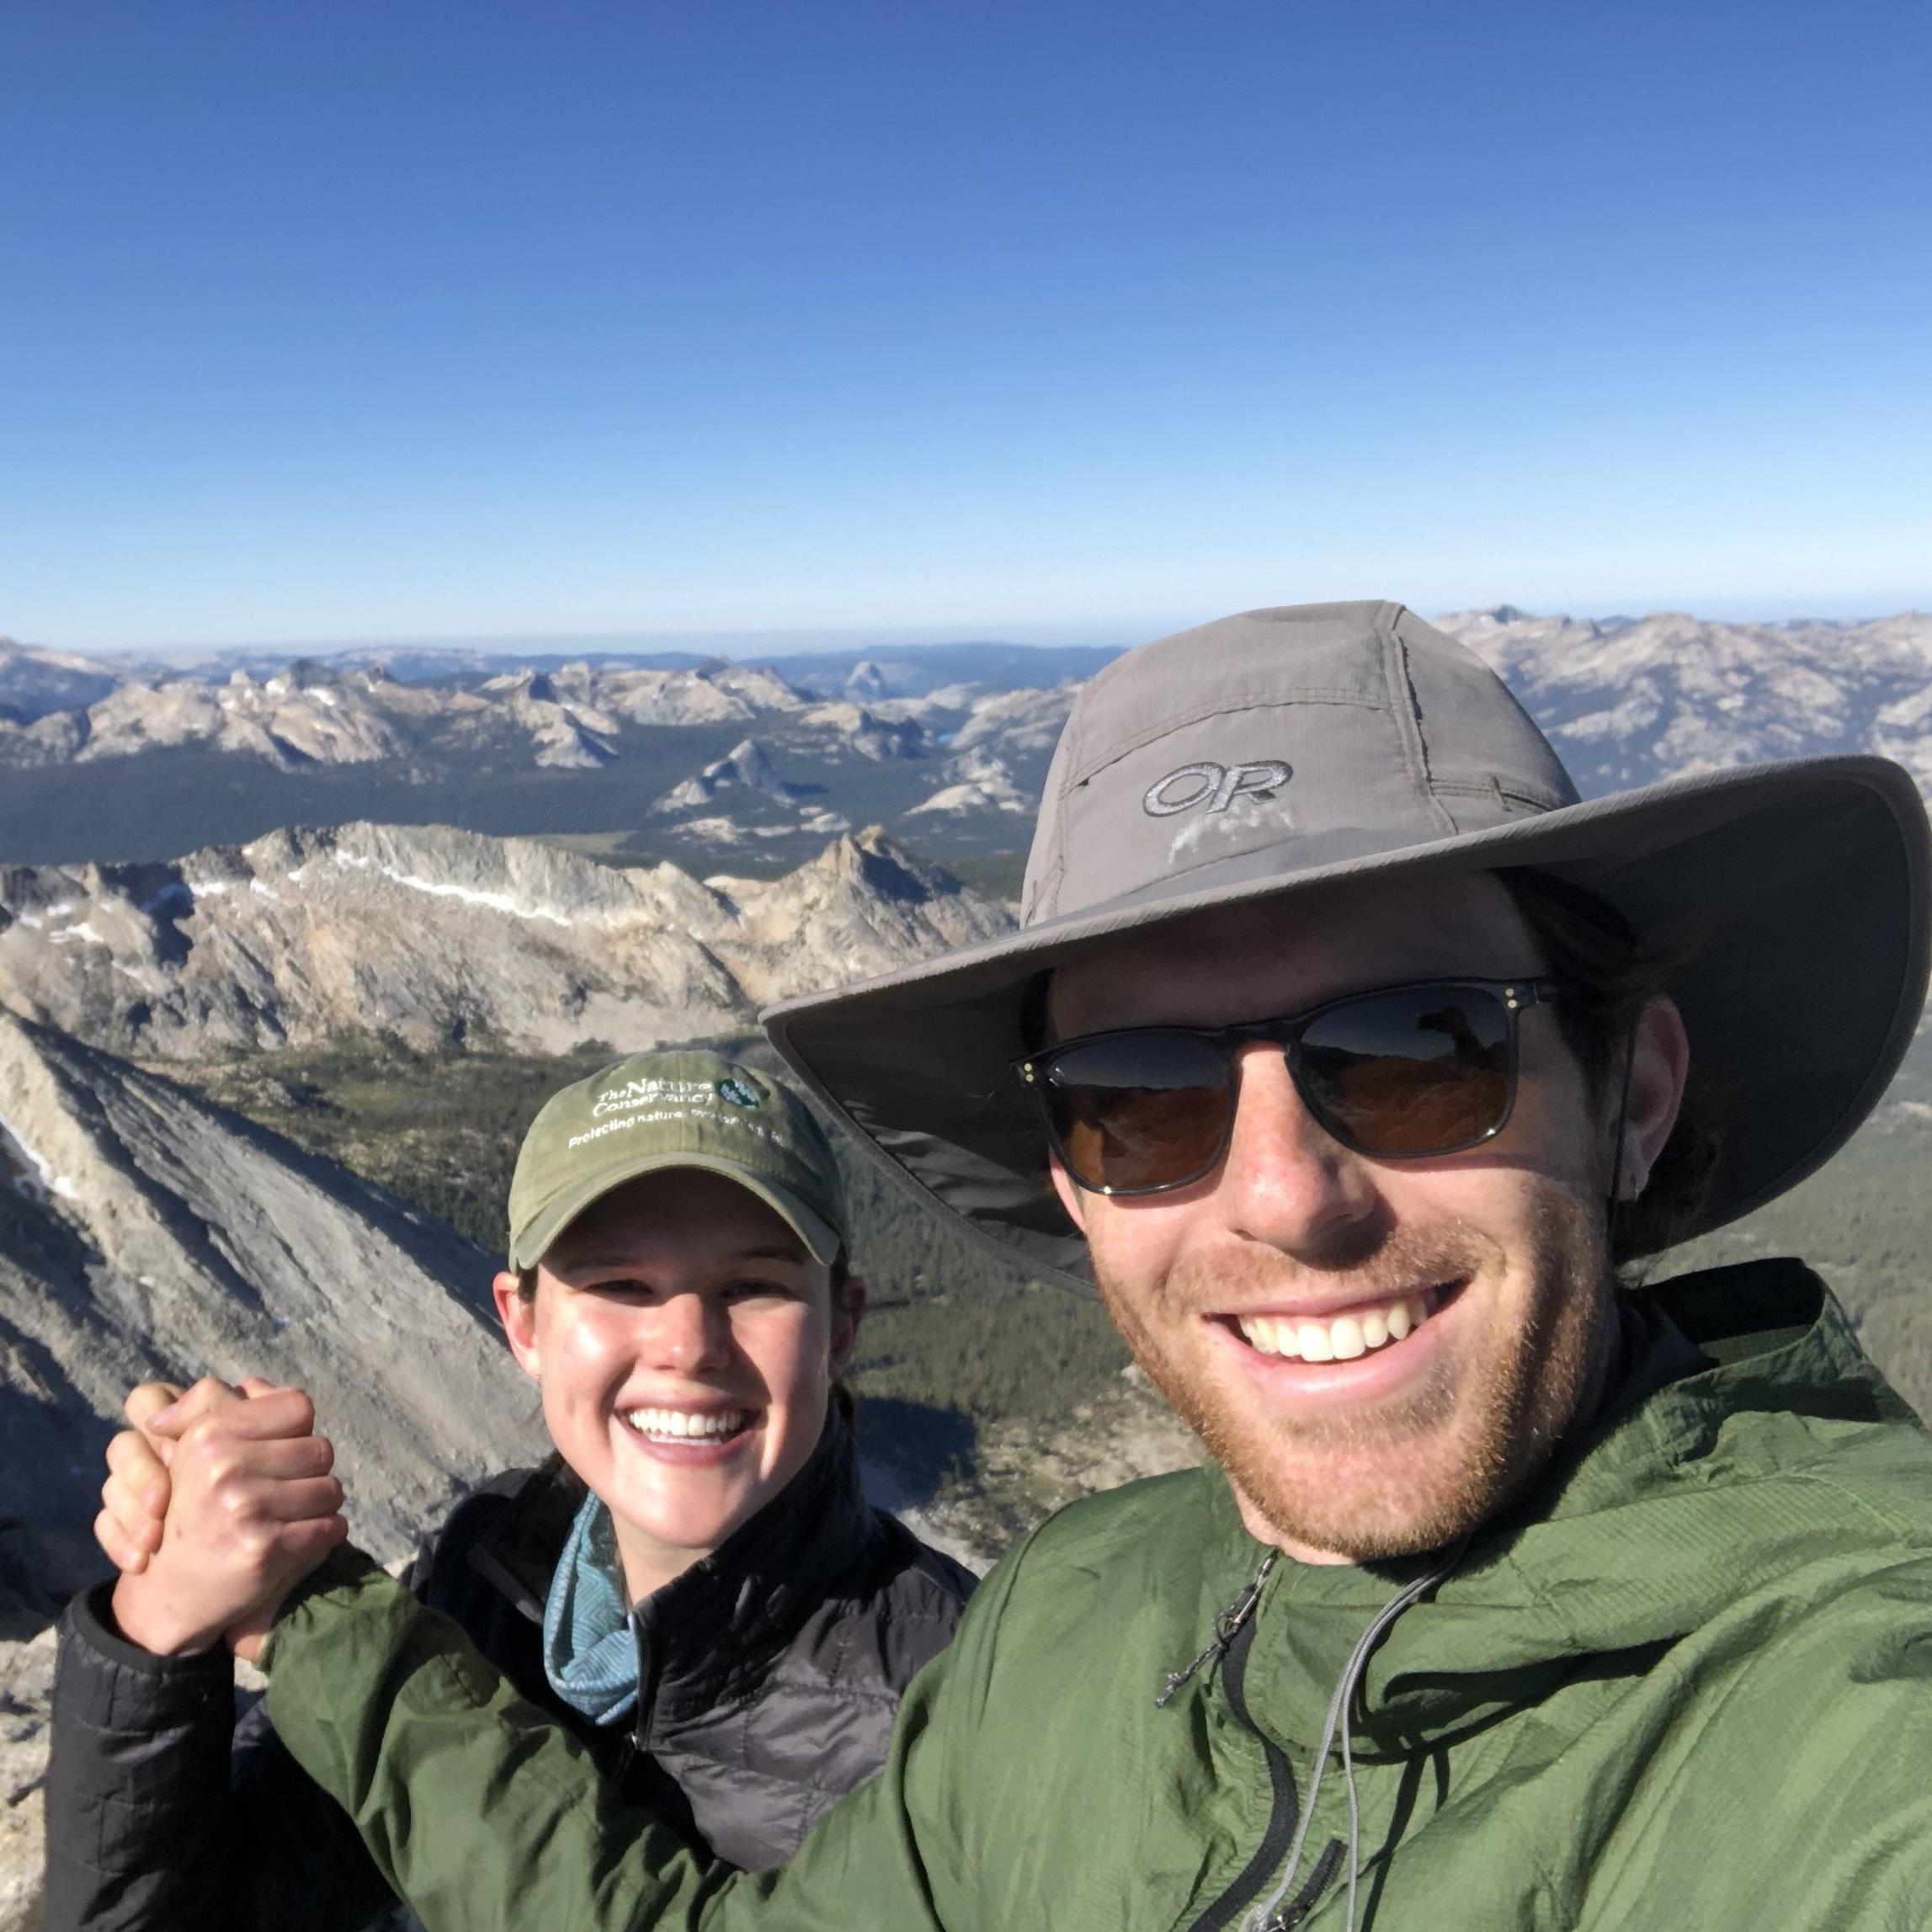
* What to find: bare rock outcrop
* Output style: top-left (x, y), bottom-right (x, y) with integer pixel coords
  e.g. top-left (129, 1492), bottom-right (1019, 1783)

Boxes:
top-left (950, 684), bottom-right (1081, 758)
top-left (651, 737), bottom-right (801, 815)
top-left (475, 669), bottom-right (620, 769)
top-left (0, 641), bottom-right (120, 723)
top-left (907, 746), bottom-right (1031, 817)
top-left (0, 1624), bottom-right (54, 1932)
top-left (75, 668), bottom-right (407, 769)
top-left (1436, 607), bottom-right (1932, 795)
top-left (552, 661), bottom-right (805, 726)
top-left (796, 703), bottom-right (925, 761)
top-left (700, 828), bottom-right (1014, 1002)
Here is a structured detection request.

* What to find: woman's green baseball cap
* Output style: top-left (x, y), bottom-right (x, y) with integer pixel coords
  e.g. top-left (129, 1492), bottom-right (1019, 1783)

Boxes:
top-left (505, 1049), bottom-right (846, 1272)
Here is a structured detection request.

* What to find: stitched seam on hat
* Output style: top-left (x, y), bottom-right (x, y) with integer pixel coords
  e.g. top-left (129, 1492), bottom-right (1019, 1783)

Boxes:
top-left (1032, 691), bottom-right (1091, 918)
top-left (1023, 855), bottom-right (1063, 923)
top-left (1431, 778), bottom-right (1570, 809)
top-left (1062, 686), bottom-right (1381, 790)
top-left (1386, 632), bottom-right (1459, 837)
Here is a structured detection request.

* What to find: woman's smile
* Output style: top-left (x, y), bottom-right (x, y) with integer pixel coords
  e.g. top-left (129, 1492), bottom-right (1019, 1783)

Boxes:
top-left (615, 1400), bottom-right (760, 1462)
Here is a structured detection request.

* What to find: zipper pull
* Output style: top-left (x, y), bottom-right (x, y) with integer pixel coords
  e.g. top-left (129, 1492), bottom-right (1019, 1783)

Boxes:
top-left (1156, 1552), bottom-right (1277, 1707)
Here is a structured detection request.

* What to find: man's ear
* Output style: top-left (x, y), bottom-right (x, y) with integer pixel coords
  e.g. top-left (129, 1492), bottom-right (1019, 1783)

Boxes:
top-left (830, 1274), bottom-right (867, 1376)
top-left (492, 1271), bottom-right (543, 1382)
top-left (1047, 1151), bottom-right (1090, 1232)
top-left (1615, 995), bottom-right (1690, 1199)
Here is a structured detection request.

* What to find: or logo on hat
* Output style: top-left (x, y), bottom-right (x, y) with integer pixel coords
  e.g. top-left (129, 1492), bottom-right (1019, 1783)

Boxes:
top-left (716, 1076), bottom-right (762, 1109)
top-left (1142, 759), bottom-right (1292, 818)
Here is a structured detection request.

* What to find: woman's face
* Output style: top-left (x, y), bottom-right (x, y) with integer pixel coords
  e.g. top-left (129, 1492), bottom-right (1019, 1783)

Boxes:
top-left (492, 1169), bottom-right (860, 1599)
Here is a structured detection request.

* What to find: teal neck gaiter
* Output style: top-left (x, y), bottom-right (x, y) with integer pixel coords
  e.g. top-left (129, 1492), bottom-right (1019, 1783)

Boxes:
top-left (541, 1490), bottom-right (639, 1727)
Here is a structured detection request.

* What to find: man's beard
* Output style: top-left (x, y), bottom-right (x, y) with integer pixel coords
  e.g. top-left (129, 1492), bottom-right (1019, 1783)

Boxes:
top-left (1091, 1183), bottom-right (1617, 1562)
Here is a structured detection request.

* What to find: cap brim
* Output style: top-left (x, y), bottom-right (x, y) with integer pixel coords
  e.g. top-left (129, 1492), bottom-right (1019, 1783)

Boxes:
top-left (511, 1154), bottom-right (844, 1273)
top-left (764, 755), bottom-right (1930, 1294)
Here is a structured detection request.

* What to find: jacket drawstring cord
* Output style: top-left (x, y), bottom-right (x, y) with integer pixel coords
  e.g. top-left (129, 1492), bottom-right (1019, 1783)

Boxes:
top-left (1156, 1553), bottom-right (1278, 1708)
top-left (1241, 1538), bottom-right (1469, 1932)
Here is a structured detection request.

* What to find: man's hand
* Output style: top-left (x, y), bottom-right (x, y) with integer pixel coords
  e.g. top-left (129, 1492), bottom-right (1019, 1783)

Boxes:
top-left (95, 1377), bottom-right (300, 1574)
top-left (106, 1376), bottom-right (349, 1660)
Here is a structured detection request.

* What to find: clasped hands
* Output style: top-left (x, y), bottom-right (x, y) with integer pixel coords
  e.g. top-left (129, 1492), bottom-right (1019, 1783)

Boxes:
top-left (95, 1376), bottom-right (350, 1662)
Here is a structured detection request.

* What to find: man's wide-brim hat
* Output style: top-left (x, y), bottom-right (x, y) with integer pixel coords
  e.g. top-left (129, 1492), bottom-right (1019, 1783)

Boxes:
top-left (764, 602), bottom-right (1930, 1293)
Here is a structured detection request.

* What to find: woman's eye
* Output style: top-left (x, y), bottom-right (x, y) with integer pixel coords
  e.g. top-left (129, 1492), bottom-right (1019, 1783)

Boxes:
top-left (592, 1276), bottom-right (657, 1298)
top-left (726, 1279), bottom-right (793, 1301)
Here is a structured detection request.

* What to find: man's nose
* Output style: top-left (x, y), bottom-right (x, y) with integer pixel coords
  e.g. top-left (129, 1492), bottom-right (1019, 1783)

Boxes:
top-left (1216, 1042), bottom-right (1385, 1259)
top-left (643, 1291), bottom-right (734, 1374)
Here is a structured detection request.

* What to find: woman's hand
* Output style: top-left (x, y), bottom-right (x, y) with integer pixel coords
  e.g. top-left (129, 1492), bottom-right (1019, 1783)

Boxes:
top-left (106, 1376), bottom-right (349, 1659)
top-left (93, 1381), bottom-right (184, 1575)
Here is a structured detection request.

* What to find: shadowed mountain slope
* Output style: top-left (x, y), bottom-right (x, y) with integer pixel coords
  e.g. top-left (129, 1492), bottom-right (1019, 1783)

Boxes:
top-left (0, 1009), bottom-right (543, 1605)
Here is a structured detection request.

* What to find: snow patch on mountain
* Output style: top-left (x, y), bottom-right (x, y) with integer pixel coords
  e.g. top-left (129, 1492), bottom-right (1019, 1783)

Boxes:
top-left (0, 822), bottom-right (1014, 1059)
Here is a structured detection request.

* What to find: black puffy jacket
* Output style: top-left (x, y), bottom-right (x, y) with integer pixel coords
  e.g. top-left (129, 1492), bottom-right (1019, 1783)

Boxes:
top-left (43, 1412), bottom-right (974, 1930)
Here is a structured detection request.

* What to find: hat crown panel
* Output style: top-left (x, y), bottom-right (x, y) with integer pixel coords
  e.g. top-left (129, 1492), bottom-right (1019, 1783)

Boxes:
top-left (1023, 603), bottom-right (1581, 924)
top-left (1392, 608), bottom-right (1580, 833)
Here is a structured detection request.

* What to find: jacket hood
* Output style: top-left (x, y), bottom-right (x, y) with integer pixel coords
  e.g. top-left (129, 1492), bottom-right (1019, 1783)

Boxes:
top-left (1209, 1259), bottom-right (1932, 1760)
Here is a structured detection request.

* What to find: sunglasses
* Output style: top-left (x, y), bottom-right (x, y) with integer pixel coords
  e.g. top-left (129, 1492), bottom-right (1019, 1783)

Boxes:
top-left (1014, 977), bottom-right (1562, 1196)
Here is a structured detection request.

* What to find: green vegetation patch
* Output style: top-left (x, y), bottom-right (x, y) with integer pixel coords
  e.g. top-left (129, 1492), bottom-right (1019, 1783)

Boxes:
top-left (178, 1037), bottom-right (620, 1254)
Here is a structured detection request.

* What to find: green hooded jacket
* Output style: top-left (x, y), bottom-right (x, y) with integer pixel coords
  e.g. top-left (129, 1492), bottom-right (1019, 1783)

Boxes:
top-left (261, 1259), bottom-right (1932, 1931)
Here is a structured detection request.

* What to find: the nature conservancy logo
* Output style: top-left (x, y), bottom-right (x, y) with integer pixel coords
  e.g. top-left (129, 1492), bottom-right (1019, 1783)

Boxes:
top-left (568, 1072), bottom-right (784, 1153)
top-left (1142, 758), bottom-right (1292, 817)
top-left (591, 1074), bottom-right (727, 1119)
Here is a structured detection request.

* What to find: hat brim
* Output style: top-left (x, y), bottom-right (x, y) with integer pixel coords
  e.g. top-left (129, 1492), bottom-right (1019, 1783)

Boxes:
top-left (764, 755), bottom-right (1930, 1294)
top-left (510, 1155), bottom-right (844, 1273)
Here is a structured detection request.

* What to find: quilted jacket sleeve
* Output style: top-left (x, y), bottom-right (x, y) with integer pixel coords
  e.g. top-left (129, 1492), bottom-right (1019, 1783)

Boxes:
top-left (41, 1582), bottom-right (403, 1932)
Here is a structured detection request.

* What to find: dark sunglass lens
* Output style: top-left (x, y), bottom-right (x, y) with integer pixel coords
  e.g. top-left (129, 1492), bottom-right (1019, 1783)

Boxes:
top-left (1298, 987), bottom-right (1512, 1155)
top-left (1042, 1032), bottom-right (1231, 1191)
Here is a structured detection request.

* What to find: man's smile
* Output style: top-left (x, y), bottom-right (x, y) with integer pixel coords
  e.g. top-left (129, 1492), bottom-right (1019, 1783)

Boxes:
top-left (1225, 1280), bottom-right (1460, 1363)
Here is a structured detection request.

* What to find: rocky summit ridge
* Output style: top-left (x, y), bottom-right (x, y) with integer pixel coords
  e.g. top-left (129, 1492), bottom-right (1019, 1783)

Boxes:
top-left (0, 653), bottom-right (814, 774)
top-left (0, 822), bottom-right (1015, 1062)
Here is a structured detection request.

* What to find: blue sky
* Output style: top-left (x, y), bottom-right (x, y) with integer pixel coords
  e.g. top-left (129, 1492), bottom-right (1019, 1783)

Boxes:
top-left (3, 0), bottom-right (1928, 652)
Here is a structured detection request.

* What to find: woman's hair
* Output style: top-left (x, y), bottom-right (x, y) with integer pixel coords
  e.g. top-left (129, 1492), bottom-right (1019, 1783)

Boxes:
top-left (1495, 868), bottom-right (1720, 1265)
top-left (514, 1252), bottom-right (860, 1423)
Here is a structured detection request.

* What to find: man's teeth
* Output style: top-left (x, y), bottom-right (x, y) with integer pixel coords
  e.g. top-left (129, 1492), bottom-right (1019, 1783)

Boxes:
top-left (622, 1407), bottom-right (748, 1441)
top-left (1236, 1295), bottom-right (1431, 1362)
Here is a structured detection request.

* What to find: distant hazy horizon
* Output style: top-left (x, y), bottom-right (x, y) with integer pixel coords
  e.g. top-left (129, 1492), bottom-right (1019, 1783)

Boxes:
top-left (34, 594), bottom-right (1929, 664)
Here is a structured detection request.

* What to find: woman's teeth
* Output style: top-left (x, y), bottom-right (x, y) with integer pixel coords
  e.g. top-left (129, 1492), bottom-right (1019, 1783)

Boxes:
top-left (621, 1407), bottom-right (749, 1442)
top-left (1236, 1293), bottom-right (1434, 1363)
